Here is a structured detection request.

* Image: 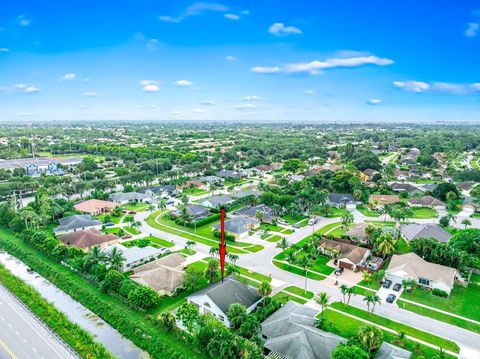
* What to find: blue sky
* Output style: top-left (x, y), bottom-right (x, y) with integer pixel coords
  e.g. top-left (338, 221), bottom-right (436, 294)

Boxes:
top-left (0, 1), bottom-right (479, 122)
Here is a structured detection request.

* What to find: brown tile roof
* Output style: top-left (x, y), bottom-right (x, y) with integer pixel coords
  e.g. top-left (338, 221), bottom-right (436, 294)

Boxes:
top-left (369, 194), bottom-right (400, 206)
top-left (58, 229), bottom-right (119, 249)
top-left (320, 239), bottom-right (368, 265)
top-left (74, 199), bottom-right (118, 214)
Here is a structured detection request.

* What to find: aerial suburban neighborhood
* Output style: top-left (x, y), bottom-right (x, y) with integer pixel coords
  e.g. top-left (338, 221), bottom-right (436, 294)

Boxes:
top-left (1, 1), bottom-right (480, 359)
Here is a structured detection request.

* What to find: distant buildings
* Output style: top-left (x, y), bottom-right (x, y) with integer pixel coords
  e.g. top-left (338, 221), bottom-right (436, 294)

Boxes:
top-left (0, 156), bottom-right (82, 177)
top-left (369, 194), bottom-right (400, 207)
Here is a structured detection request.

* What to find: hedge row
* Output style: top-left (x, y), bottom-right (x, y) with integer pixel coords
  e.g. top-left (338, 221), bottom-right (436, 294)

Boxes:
top-left (0, 228), bottom-right (207, 359)
top-left (0, 264), bottom-right (114, 359)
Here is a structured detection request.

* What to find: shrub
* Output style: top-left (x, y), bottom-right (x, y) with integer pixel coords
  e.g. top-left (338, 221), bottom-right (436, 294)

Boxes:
top-left (213, 229), bottom-right (235, 242)
top-left (432, 288), bottom-right (448, 298)
top-left (136, 238), bottom-right (150, 247)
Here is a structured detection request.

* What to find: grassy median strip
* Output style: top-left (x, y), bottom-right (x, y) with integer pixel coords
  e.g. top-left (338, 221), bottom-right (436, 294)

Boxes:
top-left (272, 291), bottom-right (307, 304)
top-left (330, 302), bottom-right (459, 353)
top-left (397, 299), bottom-right (480, 334)
top-left (283, 286), bottom-right (314, 299)
top-left (272, 260), bottom-right (327, 280)
top-left (0, 264), bottom-right (114, 359)
top-left (322, 309), bottom-right (455, 359)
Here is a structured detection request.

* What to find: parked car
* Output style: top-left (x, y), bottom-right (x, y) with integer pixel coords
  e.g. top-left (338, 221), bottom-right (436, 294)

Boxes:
top-left (167, 200), bottom-right (174, 205)
top-left (128, 210), bottom-right (137, 214)
top-left (277, 219), bottom-right (288, 225)
top-left (382, 279), bottom-right (392, 289)
top-left (122, 234), bottom-right (133, 239)
top-left (386, 294), bottom-right (396, 303)
top-left (393, 283), bottom-right (402, 291)
top-left (104, 222), bottom-right (115, 227)
top-left (334, 267), bottom-right (344, 275)
top-left (293, 224), bottom-right (301, 229)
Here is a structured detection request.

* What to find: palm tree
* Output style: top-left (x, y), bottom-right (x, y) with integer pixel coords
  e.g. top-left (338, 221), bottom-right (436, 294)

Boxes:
top-left (377, 232), bottom-right (396, 258)
top-left (157, 198), bottom-right (167, 211)
top-left (276, 237), bottom-right (290, 252)
top-left (105, 246), bottom-right (125, 271)
top-left (315, 291), bottom-right (330, 317)
top-left (363, 294), bottom-right (381, 314)
top-left (433, 348), bottom-right (447, 359)
top-left (285, 249), bottom-right (297, 269)
top-left (341, 212), bottom-right (354, 229)
top-left (357, 324), bottom-right (383, 356)
top-left (363, 294), bottom-right (374, 314)
top-left (258, 282), bottom-right (272, 297)
top-left (340, 284), bottom-right (349, 304)
top-left (461, 219), bottom-right (471, 229)
top-left (297, 256), bottom-right (311, 295)
top-left (370, 294), bottom-right (381, 313)
top-left (87, 246), bottom-right (106, 265)
top-left (345, 286), bottom-right (356, 305)
top-left (158, 311), bottom-right (176, 331)
top-left (209, 246), bottom-right (219, 257)
top-left (185, 240), bottom-right (196, 250)
top-left (227, 253), bottom-right (239, 266)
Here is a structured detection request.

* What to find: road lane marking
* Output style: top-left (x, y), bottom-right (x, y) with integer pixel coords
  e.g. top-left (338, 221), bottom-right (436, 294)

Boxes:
top-left (0, 337), bottom-right (18, 359)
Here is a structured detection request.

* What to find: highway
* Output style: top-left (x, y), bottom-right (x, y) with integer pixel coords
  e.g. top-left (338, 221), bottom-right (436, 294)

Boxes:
top-left (0, 284), bottom-right (77, 359)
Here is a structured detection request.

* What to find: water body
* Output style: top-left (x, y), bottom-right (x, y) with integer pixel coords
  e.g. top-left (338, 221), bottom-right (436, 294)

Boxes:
top-left (0, 252), bottom-right (149, 359)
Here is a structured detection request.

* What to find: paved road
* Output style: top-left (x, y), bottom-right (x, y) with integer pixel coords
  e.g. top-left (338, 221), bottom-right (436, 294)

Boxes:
top-left (141, 211), bottom-right (480, 354)
top-left (0, 285), bottom-right (76, 359)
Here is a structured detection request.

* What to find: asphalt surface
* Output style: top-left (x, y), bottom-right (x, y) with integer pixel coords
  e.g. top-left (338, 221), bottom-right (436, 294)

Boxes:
top-left (0, 284), bottom-right (76, 359)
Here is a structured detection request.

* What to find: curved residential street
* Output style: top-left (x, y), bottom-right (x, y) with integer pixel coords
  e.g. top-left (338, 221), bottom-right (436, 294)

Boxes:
top-left (139, 209), bottom-right (480, 356)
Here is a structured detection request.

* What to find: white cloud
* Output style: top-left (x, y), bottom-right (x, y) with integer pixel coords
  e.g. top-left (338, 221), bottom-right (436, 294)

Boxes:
top-left (241, 10), bottom-right (250, 15)
top-left (201, 100), bottom-right (216, 106)
top-left (252, 55), bottom-right (393, 75)
top-left (59, 72), bottom-right (76, 81)
top-left (251, 66), bottom-right (281, 74)
top-left (14, 83), bottom-right (40, 94)
top-left (18, 15), bottom-right (30, 26)
top-left (0, 48), bottom-right (10, 52)
top-left (465, 22), bottom-right (479, 37)
top-left (147, 38), bottom-right (160, 50)
top-left (174, 80), bottom-right (193, 87)
top-left (141, 80), bottom-right (161, 92)
top-left (393, 80), bottom-right (480, 94)
top-left (241, 95), bottom-right (260, 101)
top-left (171, 110), bottom-right (181, 115)
top-left (268, 22), bottom-right (302, 36)
top-left (304, 90), bottom-right (315, 96)
top-left (226, 55), bottom-right (237, 62)
top-left (159, 2), bottom-right (229, 23)
top-left (194, 108), bottom-right (205, 113)
top-left (367, 98), bottom-right (381, 105)
top-left (224, 14), bottom-right (240, 20)
top-left (393, 81), bottom-right (430, 93)
top-left (83, 92), bottom-right (99, 97)
top-left (235, 103), bottom-right (260, 111)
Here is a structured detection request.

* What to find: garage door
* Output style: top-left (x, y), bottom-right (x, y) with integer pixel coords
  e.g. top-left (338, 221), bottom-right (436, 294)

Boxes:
top-left (387, 274), bottom-right (405, 284)
top-left (339, 260), bottom-right (354, 270)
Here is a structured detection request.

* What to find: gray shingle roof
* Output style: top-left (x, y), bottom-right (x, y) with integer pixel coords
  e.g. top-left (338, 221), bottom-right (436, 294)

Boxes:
top-left (213, 216), bottom-right (259, 234)
top-left (234, 204), bottom-right (275, 220)
top-left (376, 342), bottom-right (412, 359)
top-left (109, 191), bottom-right (151, 202)
top-left (200, 195), bottom-right (234, 207)
top-left (327, 193), bottom-right (355, 205)
top-left (171, 204), bottom-right (211, 219)
top-left (399, 224), bottom-right (451, 243)
top-left (54, 214), bottom-right (102, 234)
top-left (190, 275), bottom-right (261, 313)
top-left (262, 301), bottom-right (346, 359)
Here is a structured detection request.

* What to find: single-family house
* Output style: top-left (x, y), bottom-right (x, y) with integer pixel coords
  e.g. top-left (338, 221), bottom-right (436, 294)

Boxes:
top-left (375, 343), bottom-right (412, 359)
top-left (212, 217), bottom-right (259, 239)
top-left (393, 169), bottom-right (410, 181)
top-left (261, 301), bottom-right (346, 359)
top-left (74, 199), bottom-right (119, 216)
top-left (399, 223), bottom-right (451, 243)
top-left (177, 179), bottom-right (207, 191)
top-left (457, 181), bottom-right (475, 193)
top-left (386, 253), bottom-right (457, 294)
top-left (363, 168), bottom-right (379, 179)
top-left (170, 204), bottom-right (211, 221)
top-left (327, 193), bottom-right (357, 210)
top-left (319, 239), bottom-right (370, 271)
top-left (130, 253), bottom-right (185, 295)
top-left (232, 189), bottom-right (261, 199)
top-left (187, 275), bottom-right (262, 327)
top-left (58, 229), bottom-right (119, 250)
top-left (233, 204), bottom-right (276, 224)
top-left (54, 214), bottom-right (102, 235)
top-left (139, 185), bottom-right (178, 197)
top-left (109, 191), bottom-right (153, 204)
top-left (346, 223), bottom-right (371, 243)
top-left (197, 176), bottom-right (223, 186)
top-left (198, 195), bottom-right (234, 208)
top-left (369, 194), bottom-right (400, 207)
top-left (463, 196), bottom-right (477, 214)
top-left (217, 169), bottom-right (245, 179)
top-left (390, 182), bottom-right (420, 195)
top-left (408, 196), bottom-right (446, 210)
top-left (107, 243), bottom-right (163, 272)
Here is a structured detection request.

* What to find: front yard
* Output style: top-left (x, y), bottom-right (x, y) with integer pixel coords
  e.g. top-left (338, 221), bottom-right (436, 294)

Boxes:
top-left (409, 207), bottom-right (438, 219)
top-left (357, 205), bottom-right (380, 217)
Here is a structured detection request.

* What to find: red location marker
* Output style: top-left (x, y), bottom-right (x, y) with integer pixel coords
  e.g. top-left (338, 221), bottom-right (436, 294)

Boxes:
top-left (219, 207), bottom-right (226, 282)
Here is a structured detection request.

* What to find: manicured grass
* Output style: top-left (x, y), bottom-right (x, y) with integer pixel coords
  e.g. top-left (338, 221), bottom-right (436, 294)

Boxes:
top-left (237, 266), bottom-right (272, 283)
top-left (272, 291), bottom-right (307, 304)
top-left (259, 223), bottom-right (284, 232)
top-left (97, 214), bottom-right (123, 224)
top-left (272, 260), bottom-right (327, 280)
top-left (281, 228), bottom-right (294, 234)
top-left (397, 299), bottom-right (480, 334)
top-left (245, 244), bottom-right (264, 252)
top-left (357, 205), bottom-right (380, 217)
top-left (281, 214), bottom-right (308, 225)
top-left (395, 238), bottom-right (410, 254)
top-left (357, 280), bottom-right (382, 290)
top-left (179, 248), bottom-right (196, 255)
top-left (325, 207), bottom-right (351, 218)
top-left (182, 188), bottom-right (209, 195)
top-left (401, 284), bottom-right (480, 322)
top-left (353, 285), bottom-right (376, 297)
top-left (124, 226), bottom-right (140, 235)
top-left (266, 235), bottom-right (283, 242)
top-left (330, 302), bottom-right (459, 353)
top-left (103, 227), bottom-right (122, 234)
top-left (143, 235), bottom-right (175, 248)
top-left (310, 255), bottom-right (335, 275)
top-left (122, 202), bottom-right (149, 212)
top-left (283, 286), bottom-right (314, 299)
top-left (322, 309), bottom-right (455, 359)
top-left (327, 226), bottom-right (348, 238)
top-left (409, 207), bottom-right (438, 219)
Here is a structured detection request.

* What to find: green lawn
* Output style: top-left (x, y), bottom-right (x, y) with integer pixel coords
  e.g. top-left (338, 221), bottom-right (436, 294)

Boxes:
top-left (272, 291), bottom-right (307, 304)
top-left (259, 223), bottom-right (284, 232)
top-left (143, 235), bottom-right (175, 248)
top-left (395, 238), bottom-right (410, 254)
top-left (103, 227), bottom-right (122, 235)
top-left (122, 202), bottom-right (150, 212)
top-left (401, 284), bottom-right (480, 321)
top-left (397, 299), bottom-right (480, 334)
top-left (281, 214), bottom-right (308, 225)
top-left (325, 207), bottom-right (351, 218)
top-left (266, 235), bottom-right (283, 242)
top-left (357, 279), bottom-right (382, 290)
top-left (124, 226), bottom-right (140, 235)
top-left (97, 214), bottom-right (123, 224)
top-left (283, 286), bottom-right (314, 299)
top-left (237, 266), bottom-right (272, 283)
top-left (327, 226), bottom-right (348, 238)
top-left (182, 188), bottom-right (209, 195)
top-left (281, 228), bottom-right (294, 234)
top-left (272, 260), bottom-right (327, 280)
top-left (357, 205), bottom-right (380, 217)
top-left (322, 309), bottom-right (455, 358)
top-left (409, 207), bottom-right (438, 219)
top-left (330, 303), bottom-right (459, 353)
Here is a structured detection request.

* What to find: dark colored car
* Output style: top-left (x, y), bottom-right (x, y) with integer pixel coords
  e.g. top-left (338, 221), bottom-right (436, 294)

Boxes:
top-left (393, 283), bottom-right (402, 291)
top-left (386, 294), bottom-right (396, 303)
top-left (382, 279), bottom-right (392, 289)
top-left (104, 222), bottom-right (115, 227)
top-left (334, 267), bottom-right (344, 275)
top-left (128, 210), bottom-right (137, 214)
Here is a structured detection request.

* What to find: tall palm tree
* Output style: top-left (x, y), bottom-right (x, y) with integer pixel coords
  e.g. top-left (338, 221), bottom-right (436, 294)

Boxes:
top-left (370, 294), bottom-right (382, 313)
top-left (297, 256), bottom-right (311, 295)
top-left (285, 249), bottom-right (297, 269)
top-left (315, 291), bottom-right (329, 318)
top-left (87, 246), bottom-right (106, 265)
top-left (209, 246), bottom-right (219, 257)
top-left (157, 198), bottom-right (167, 211)
top-left (185, 240), bottom-right (196, 250)
top-left (357, 324), bottom-right (383, 356)
top-left (276, 237), bottom-right (290, 252)
top-left (227, 253), bottom-right (239, 266)
top-left (105, 246), bottom-right (125, 271)
top-left (258, 282), bottom-right (272, 297)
